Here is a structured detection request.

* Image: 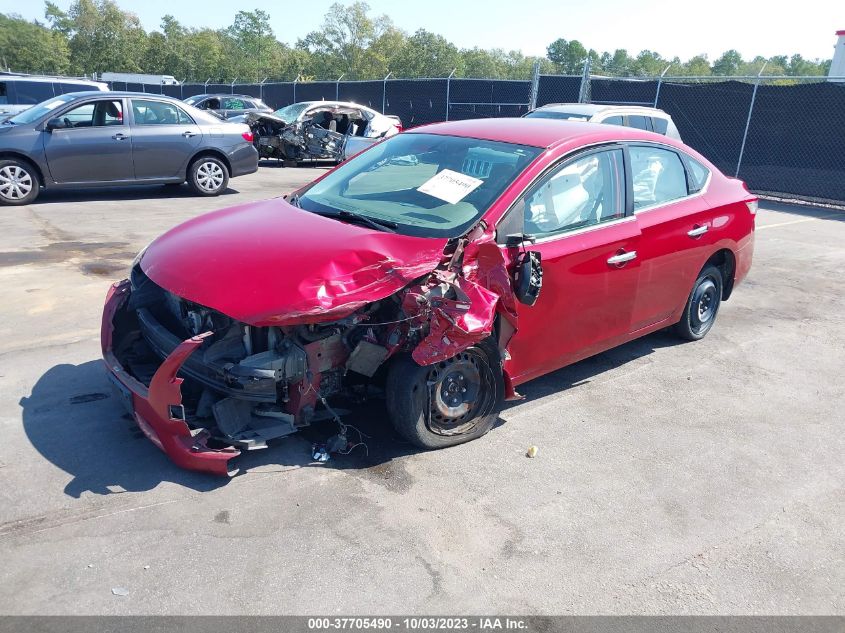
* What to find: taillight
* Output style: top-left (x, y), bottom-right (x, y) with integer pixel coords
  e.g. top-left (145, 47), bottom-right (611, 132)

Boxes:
top-left (242, 131), bottom-right (254, 143)
top-left (746, 200), bottom-right (758, 215)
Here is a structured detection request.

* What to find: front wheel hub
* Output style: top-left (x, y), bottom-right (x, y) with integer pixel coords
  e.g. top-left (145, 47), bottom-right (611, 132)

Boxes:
top-left (427, 350), bottom-right (493, 436)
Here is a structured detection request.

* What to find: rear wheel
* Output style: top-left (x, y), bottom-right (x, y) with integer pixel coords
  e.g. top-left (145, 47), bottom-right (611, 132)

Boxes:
top-left (0, 159), bottom-right (40, 206)
top-left (675, 265), bottom-right (723, 341)
top-left (188, 156), bottom-right (229, 196)
top-left (386, 339), bottom-right (504, 449)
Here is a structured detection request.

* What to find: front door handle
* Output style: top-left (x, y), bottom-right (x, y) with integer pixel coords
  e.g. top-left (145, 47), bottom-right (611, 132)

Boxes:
top-left (182, 130), bottom-right (197, 138)
top-left (112, 133), bottom-right (128, 141)
top-left (687, 225), bottom-right (709, 238)
top-left (607, 250), bottom-right (637, 266)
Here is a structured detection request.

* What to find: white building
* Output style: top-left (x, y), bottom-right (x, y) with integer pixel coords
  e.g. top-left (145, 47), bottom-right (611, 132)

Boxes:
top-left (830, 30), bottom-right (845, 81)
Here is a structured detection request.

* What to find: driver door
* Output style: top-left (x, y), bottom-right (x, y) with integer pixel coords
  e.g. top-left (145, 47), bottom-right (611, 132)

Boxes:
top-left (42, 98), bottom-right (135, 184)
top-left (503, 147), bottom-right (642, 383)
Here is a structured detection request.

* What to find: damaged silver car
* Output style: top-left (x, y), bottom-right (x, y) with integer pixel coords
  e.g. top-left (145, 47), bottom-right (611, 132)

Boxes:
top-left (236, 100), bottom-right (401, 164)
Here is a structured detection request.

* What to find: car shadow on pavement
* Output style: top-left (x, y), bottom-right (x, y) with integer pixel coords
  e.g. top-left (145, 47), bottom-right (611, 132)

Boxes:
top-left (20, 360), bottom-right (422, 497)
top-left (32, 184), bottom-right (240, 205)
top-left (20, 360), bottom-right (230, 498)
top-left (22, 330), bottom-right (680, 496)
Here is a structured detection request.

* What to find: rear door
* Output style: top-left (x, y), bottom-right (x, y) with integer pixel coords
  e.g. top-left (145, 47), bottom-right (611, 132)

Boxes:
top-left (129, 98), bottom-right (202, 179)
top-left (42, 97), bottom-right (134, 183)
top-left (627, 143), bottom-right (714, 331)
top-left (503, 146), bottom-right (642, 383)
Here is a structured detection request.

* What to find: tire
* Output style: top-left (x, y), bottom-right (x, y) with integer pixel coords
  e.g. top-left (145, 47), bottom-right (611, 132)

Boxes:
top-left (188, 156), bottom-right (229, 196)
top-left (675, 265), bottom-right (723, 341)
top-left (0, 159), bottom-right (40, 206)
top-left (386, 338), bottom-right (504, 449)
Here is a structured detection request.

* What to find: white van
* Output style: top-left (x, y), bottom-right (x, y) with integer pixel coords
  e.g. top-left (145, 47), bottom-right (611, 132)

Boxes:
top-left (0, 74), bottom-right (109, 118)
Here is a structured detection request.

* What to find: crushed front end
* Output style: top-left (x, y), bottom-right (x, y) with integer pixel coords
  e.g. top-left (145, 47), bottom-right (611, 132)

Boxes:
top-left (102, 264), bottom-right (430, 475)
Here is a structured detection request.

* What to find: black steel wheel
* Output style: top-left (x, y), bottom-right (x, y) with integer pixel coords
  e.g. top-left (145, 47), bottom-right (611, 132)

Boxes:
top-left (675, 265), bottom-right (723, 341)
top-left (386, 338), bottom-right (504, 449)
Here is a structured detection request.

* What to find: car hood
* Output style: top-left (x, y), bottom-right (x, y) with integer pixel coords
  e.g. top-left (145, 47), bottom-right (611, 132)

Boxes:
top-left (140, 198), bottom-right (449, 326)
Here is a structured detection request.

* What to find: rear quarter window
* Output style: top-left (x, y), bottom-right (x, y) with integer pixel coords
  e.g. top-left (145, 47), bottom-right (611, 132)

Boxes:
top-left (602, 115), bottom-right (624, 126)
top-left (685, 156), bottom-right (711, 193)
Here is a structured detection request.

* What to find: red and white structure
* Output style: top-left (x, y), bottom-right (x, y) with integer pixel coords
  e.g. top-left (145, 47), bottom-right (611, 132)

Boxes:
top-left (830, 30), bottom-right (845, 81)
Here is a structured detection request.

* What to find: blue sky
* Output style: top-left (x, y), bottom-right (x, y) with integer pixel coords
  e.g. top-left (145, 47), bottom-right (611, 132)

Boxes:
top-left (2, 0), bottom-right (841, 61)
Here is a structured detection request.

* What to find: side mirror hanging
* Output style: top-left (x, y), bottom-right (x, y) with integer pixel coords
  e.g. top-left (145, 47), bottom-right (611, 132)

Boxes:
top-left (513, 250), bottom-right (543, 306)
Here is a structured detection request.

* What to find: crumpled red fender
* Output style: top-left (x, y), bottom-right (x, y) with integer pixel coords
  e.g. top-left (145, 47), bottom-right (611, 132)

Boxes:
top-left (408, 224), bottom-right (522, 400)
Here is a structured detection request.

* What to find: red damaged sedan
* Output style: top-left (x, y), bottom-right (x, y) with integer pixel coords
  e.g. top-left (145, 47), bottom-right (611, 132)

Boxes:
top-left (102, 118), bottom-right (755, 476)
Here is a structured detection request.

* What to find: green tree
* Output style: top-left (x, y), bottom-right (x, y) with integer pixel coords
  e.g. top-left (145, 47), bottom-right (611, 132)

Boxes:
top-left (298, 1), bottom-right (391, 79)
top-left (392, 29), bottom-right (461, 77)
top-left (225, 10), bottom-right (277, 82)
top-left (546, 38), bottom-right (588, 74)
top-left (0, 13), bottom-right (70, 74)
top-left (712, 49), bottom-right (743, 76)
top-left (45, 0), bottom-right (148, 75)
top-left (682, 54), bottom-right (711, 75)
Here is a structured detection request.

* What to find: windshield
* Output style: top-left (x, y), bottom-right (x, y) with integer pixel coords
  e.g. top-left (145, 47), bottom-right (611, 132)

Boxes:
top-left (7, 94), bottom-right (76, 125)
top-left (298, 133), bottom-right (541, 238)
top-left (272, 102), bottom-right (311, 124)
top-left (525, 110), bottom-right (591, 121)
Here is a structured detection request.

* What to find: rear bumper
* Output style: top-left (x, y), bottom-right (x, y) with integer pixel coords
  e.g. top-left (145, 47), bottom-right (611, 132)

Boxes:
top-left (101, 280), bottom-right (240, 476)
top-left (229, 143), bottom-right (259, 177)
top-left (734, 230), bottom-right (755, 287)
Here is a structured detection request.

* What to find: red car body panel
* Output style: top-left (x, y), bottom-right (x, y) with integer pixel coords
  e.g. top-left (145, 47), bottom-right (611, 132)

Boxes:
top-left (142, 197), bottom-right (449, 326)
top-left (102, 119), bottom-right (756, 475)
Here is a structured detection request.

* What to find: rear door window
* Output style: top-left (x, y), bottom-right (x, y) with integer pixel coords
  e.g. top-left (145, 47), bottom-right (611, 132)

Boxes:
top-left (132, 99), bottom-right (194, 125)
top-left (629, 145), bottom-right (689, 210)
top-left (222, 97), bottom-right (246, 109)
top-left (15, 81), bottom-right (55, 105)
top-left (626, 115), bottom-right (652, 132)
top-left (650, 117), bottom-right (669, 135)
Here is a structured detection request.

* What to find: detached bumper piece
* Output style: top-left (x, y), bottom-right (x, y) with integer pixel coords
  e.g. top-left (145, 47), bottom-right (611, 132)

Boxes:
top-left (102, 281), bottom-right (240, 476)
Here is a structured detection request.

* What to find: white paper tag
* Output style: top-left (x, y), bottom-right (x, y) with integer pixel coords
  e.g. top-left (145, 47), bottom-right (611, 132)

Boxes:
top-left (417, 169), bottom-right (484, 204)
top-left (42, 100), bottom-right (66, 111)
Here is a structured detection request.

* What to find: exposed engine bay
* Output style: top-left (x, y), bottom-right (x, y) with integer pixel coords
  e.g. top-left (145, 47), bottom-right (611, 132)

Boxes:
top-left (106, 230), bottom-right (521, 456)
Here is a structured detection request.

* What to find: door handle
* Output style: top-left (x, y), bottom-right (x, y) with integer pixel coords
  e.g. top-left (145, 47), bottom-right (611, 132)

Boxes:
top-left (112, 133), bottom-right (128, 140)
top-left (607, 250), bottom-right (637, 266)
top-left (182, 131), bottom-right (197, 138)
top-left (687, 225), bottom-right (709, 238)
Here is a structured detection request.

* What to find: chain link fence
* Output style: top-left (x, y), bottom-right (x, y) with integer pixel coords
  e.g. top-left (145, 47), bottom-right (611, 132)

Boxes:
top-left (104, 73), bottom-right (845, 204)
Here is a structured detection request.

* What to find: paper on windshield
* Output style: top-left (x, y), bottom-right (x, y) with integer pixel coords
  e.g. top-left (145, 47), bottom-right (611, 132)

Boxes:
top-left (417, 169), bottom-right (483, 205)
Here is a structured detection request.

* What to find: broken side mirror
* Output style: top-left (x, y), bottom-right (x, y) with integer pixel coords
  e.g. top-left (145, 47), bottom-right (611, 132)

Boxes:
top-left (513, 250), bottom-right (543, 306)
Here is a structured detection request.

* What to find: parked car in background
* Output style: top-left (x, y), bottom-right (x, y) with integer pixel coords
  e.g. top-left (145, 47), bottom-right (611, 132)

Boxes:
top-left (0, 91), bottom-right (257, 205)
top-left (0, 73), bottom-right (108, 119)
top-left (233, 100), bottom-right (402, 163)
top-left (524, 104), bottom-right (682, 140)
top-left (184, 94), bottom-right (273, 120)
top-left (102, 118), bottom-right (755, 475)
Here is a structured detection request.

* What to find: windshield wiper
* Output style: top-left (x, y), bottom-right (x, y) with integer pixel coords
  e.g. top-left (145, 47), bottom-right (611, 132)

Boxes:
top-left (314, 209), bottom-right (397, 232)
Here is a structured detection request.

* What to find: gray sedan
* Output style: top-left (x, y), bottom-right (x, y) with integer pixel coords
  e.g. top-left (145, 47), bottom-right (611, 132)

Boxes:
top-left (0, 91), bottom-right (258, 205)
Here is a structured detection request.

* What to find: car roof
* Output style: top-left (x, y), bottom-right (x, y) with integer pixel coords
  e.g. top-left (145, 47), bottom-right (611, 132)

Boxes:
top-left (186, 93), bottom-right (259, 99)
top-left (408, 118), bottom-right (681, 150)
top-left (0, 73), bottom-right (104, 87)
top-left (533, 103), bottom-right (670, 117)
top-left (59, 91), bottom-right (184, 100)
